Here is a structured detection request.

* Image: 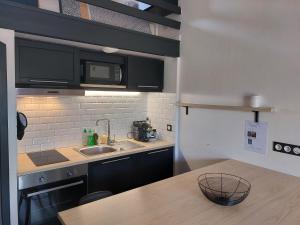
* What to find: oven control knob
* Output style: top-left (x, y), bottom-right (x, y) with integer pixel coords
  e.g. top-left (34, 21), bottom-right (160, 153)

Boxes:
top-left (39, 176), bottom-right (46, 184)
top-left (67, 171), bottom-right (73, 177)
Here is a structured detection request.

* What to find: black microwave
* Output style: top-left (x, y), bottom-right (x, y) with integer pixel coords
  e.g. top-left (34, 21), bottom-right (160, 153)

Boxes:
top-left (80, 58), bottom-right (126, 89)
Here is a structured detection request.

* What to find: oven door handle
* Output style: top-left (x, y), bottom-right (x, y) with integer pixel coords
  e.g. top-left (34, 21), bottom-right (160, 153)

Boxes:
top-left (26, 180), bottom-right (84, 198)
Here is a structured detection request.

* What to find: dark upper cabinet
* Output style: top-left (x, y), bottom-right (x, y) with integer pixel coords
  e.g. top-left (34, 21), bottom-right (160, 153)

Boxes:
top-left (88, 147), bottom-right (174, 194)
top-left (127, 55), bottom-right (164, 92)
top-left (15, 38), bottom-right (79, 88)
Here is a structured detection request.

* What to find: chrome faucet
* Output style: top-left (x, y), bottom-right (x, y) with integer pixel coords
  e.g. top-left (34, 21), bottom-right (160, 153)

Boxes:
top-left (96, 119), bottom-right (114, 145)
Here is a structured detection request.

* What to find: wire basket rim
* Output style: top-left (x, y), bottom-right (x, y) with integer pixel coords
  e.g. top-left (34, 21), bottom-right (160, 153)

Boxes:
top-left (197, 173), bottom-right (251, 194)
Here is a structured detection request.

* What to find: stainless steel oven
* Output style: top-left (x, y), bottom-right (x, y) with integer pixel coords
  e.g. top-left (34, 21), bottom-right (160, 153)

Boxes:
top-left (18, 164), bottom-right (88, 225)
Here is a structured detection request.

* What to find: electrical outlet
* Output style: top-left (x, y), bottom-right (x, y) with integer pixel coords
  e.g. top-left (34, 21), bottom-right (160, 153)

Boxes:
top-left (167, 124), bottom-right (173, 132)
top-left (273, 142), bottom-right (300, 156)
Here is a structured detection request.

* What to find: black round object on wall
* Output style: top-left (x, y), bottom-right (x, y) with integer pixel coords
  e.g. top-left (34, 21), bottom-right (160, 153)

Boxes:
top-left (17, 112), bottom-right (28, 140)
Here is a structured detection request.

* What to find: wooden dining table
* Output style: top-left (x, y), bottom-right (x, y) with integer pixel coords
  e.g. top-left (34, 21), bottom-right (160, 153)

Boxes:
top-left (59, 159), bottom-right (300, 225)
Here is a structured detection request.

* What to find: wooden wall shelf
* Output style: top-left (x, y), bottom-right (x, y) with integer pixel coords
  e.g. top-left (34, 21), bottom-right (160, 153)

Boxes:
top-left (177, 102), bottom-right (275, 122)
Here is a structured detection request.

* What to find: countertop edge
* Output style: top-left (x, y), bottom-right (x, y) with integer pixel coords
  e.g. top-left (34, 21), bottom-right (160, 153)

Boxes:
top-left (18, 142), bottom-right (175, 176)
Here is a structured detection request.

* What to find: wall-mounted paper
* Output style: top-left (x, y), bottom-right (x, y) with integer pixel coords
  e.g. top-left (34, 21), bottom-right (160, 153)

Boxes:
top-left (245, 121), bottom-right (268, 154)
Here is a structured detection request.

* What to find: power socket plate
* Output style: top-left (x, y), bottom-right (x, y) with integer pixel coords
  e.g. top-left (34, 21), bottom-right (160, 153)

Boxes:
top-left (273, 142), bottom-right (300, 156)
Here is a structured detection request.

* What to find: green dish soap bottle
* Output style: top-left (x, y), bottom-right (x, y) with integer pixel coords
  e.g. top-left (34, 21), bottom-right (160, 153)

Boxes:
top-left (87, 129), bottom-right (95, 146)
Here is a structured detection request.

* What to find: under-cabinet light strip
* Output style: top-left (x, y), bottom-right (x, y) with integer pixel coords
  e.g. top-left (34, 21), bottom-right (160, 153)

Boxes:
top-left (85, 91), bottom-right (141, 96)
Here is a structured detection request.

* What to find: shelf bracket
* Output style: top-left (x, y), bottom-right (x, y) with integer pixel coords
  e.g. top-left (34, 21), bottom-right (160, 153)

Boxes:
top-left (253, 111), bottom-right (259, 123)
top-left (185, 106), bottom-right (189, 115)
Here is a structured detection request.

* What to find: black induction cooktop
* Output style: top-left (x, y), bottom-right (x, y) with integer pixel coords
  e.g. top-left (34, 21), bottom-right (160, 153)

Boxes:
top-left (27, 149), bottom-right (69, 166)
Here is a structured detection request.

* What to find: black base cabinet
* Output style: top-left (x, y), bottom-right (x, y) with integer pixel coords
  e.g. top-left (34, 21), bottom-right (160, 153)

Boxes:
top-left (88, 147), bottom-right (174, 194)
top-left (135, 148), bottom-right (174, 187)
top-left (88, 155), bottom-right (138, 194)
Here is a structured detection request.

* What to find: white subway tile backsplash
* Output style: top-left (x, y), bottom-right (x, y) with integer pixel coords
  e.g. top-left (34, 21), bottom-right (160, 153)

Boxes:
top-left (147, 93), bottom-right (176, 142)
top-left (17, 93), bottom-right (176, 153)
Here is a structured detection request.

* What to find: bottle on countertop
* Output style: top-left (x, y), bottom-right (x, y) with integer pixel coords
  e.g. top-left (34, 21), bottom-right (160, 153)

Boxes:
top-left (87, 129), bottom-right (95, 146)
top-left (93, 132), bottom-right (99, 145)
top-left (82, 128), bottom-right (88, 146)
top-left (99, 134), bottom-right (108, 145)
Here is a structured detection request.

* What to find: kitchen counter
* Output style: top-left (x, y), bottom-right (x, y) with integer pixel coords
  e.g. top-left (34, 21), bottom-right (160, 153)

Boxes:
top-left (18, 140), bottom-right (174, 176)
top-left (59, 160), bottom-right (300, 225)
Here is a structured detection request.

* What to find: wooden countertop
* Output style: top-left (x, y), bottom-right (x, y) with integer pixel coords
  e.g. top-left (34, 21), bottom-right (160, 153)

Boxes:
top-left (59, 160), bottom-right (300, 225)
top-left (18, 140), bottom-right (174, 176)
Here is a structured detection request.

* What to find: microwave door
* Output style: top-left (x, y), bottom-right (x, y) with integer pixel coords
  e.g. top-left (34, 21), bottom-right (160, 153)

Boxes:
top-left (84, 62), bottom-right (122, 85)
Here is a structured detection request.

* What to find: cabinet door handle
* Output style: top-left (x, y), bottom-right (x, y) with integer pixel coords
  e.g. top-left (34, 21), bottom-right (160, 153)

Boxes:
top-left (26, 180), bottom-right (84, 197)
top-left (30, 79), bottom-right (69, 84)
top-left (147, 149), bottom-right (170, 155)
top-left (102, 157), bottom-right (130, 165)
top-left (137, 85), bottom-right (159, 89)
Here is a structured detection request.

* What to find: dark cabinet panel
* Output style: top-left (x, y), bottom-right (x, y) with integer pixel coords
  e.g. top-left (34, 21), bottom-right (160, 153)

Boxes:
top-left (127, 55), bottom-right (164, 92)
top-left (88, 155), bottom-right (138, 194)
top-left (8, 0), bottom-right (38, 7)
top-left (16, 38), bottom-right (79, 88)
top-left (136, 147), bottom-right (174, 186)
top-left (88, 147), bottom-right (174, 194)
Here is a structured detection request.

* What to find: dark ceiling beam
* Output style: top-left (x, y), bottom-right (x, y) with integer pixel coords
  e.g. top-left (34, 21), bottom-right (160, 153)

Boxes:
top-left (0, 1), bottom-right (180, 57)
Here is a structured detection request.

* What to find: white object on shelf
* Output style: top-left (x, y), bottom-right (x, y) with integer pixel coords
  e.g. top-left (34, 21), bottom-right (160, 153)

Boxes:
top-left (249, 95), bottom-right (264, 108)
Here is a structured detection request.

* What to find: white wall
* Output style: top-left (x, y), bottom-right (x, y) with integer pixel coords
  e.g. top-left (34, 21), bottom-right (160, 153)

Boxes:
top-left (179, 0), bottom-right (300, 176)
top-left (0, 28), bottom-right (18, 225)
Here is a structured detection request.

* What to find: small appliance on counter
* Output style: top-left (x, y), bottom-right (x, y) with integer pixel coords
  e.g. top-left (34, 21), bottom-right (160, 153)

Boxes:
top-left (132, 119), bottom-right (158, 142)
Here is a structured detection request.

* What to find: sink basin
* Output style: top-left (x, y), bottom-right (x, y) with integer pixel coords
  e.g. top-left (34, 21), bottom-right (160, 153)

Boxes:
top-left (79, 146), bottom-right (117, 156)
top-left (77, 140), bottom-right (144, 157)
top-left (113, 140), bottom-right (145, 151)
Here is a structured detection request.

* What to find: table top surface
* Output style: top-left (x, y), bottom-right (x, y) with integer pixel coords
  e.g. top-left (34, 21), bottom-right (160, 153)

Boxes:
top-left (59, 159), bottom-right (300, 225)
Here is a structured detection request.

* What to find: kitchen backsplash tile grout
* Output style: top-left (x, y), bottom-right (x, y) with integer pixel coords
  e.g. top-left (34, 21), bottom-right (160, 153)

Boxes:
top-left (17, 93), bottom-right (176, 153)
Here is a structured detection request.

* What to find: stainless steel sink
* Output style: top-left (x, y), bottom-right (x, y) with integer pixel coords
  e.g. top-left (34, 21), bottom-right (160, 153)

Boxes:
top-left (113, 140), bottom-right (145, 151)
top-left (77, 140), bottom-right (144, 157)
top-left (79, 146), bottom-right (117, 156)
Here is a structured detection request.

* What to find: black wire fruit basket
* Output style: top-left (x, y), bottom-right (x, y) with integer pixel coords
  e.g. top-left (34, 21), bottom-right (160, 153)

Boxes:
top-left (198, 173), bottom-right (251, 206)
